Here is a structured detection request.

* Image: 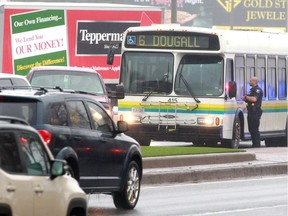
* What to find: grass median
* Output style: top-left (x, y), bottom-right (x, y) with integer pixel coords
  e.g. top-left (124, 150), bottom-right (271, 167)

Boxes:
top-left (141, 146), bottom-right (245, 157)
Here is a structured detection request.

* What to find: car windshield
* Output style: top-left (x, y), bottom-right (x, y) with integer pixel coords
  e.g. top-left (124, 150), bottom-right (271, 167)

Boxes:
top-left (120, 52), bottom-right (173, 94)
top-left (174, 55), bottom-right (224, 96)
top-left (30, 70), bottom-right (105, 95)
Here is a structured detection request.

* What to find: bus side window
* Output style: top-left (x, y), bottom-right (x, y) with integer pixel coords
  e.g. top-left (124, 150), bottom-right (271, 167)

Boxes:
top-left (268, 69), bottom-right (276, 99)
top-left (278, 58), bottom-right (287, 99)
top-left (256, 56), bottom-right (266, 98)
top-left (235, 56), bottom-right (245, 99)
top-left (226, 58), bottom-right (233, 81)
top-left (246, 56), bottom-right (255, 94)
top-left (278, 79), bottom-right (287, 99)
top-left (225, 58), bottom-right (234, 98)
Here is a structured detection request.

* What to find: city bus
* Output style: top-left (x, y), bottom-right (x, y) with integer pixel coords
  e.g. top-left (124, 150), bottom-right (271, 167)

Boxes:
top-left (108, 24), bottom-right (288, 148)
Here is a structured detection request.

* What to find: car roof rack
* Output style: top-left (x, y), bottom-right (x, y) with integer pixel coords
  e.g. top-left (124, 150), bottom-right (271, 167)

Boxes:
top-left (31, 86), bottom-right (100, 97)
top-left (0, 116), bottom-right (29, 125)
top-left (33, 86), bottom-right (65, 95)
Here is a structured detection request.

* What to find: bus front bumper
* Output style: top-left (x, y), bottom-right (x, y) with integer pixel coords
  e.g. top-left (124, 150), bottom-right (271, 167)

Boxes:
top-left (125, 124), bottom-right (223, 143)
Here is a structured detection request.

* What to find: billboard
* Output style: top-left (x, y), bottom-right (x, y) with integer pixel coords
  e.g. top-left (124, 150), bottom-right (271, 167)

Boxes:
top-left (11, 10), bottom-right (68, 75)
top-left (1, 3), bottom-right (163, 84)
top-left (120, 0), bottom-right (287, 30)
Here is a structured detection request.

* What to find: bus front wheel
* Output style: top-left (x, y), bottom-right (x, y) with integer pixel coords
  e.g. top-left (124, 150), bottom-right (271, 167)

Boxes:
top-left (221, 115), bottom-right (241, 149)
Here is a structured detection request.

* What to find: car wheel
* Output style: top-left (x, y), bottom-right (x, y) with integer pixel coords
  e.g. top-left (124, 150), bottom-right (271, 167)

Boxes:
top-left (113, 161), bottom-right (141, 209)
top-left (221, 115), bottom-right (241, 149)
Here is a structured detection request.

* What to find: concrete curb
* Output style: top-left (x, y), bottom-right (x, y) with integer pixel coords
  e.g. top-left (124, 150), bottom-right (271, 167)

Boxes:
top-left (143, 152), bottom-right (256, 169)
top-left (142, 162), bottom-right (288, 185)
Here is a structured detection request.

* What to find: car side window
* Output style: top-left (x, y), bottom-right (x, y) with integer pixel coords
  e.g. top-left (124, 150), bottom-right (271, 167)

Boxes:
top-left (49, 102), bottom-right (69, 126)
top-left (66, 101), bottom-right (91, 129)
top-left (0, 132), bottom-right (22, 173)
top-left (0, 131), bottom-right (50, 175)
top-left (87, 102), bottom-right (113, 133)
top-left (18, 132), bottom-right (50, 175)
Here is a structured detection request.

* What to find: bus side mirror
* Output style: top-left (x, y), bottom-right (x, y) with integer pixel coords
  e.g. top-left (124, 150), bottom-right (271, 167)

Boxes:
top-left (227, 81), bottom-right (237, 98)
top-left (107, 43), bottom-right (120, 65)
top-left (107, 48), bottom-right (115, 65)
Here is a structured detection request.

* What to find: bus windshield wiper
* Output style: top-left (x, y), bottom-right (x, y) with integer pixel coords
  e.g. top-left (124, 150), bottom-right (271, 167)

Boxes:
top-left (142, 90), bottom-right (158, 101)
top-left (179, 71), bottom-right (201, 104)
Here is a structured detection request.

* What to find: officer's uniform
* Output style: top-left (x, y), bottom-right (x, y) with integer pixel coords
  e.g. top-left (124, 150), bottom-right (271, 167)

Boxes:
top-left (246, 85), bottom-right (263, 147)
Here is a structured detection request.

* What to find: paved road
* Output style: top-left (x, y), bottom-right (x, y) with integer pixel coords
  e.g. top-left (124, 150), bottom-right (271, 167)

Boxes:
top-left (88, 176), bottom-right (288, 216)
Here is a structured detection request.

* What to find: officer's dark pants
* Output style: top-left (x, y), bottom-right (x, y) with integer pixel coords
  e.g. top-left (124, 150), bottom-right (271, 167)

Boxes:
top-left (247, 111), bottom-right (261, 147)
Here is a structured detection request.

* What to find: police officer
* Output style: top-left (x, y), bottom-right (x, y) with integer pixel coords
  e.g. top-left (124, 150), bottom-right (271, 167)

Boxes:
top-left (242, 77), bottom-right (263, 147)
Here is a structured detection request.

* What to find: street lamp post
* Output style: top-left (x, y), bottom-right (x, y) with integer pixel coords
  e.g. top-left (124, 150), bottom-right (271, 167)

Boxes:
top-left (171, 0), bottom-right (177, 24)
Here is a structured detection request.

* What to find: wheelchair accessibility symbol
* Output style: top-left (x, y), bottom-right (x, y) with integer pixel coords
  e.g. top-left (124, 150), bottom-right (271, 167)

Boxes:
top-left (127, 36), bottom-right (136, 45)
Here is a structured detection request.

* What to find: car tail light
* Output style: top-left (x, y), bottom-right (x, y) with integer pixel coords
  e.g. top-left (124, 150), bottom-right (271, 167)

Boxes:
top-left (38, 130), bottom-right (52, 144)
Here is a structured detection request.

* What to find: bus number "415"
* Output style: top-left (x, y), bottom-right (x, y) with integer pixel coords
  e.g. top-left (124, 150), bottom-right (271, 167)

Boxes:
top-left (168, 98), bottom-right (178, 103)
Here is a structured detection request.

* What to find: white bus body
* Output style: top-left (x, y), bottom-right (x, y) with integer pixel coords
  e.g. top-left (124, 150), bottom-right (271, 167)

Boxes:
top-left (116, 25), bottom-right (287, 148)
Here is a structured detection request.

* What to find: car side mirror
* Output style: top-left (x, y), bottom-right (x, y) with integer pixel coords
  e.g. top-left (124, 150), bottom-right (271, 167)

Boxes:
top-left (50, 159), bottom-right (67, 180)
top-left (117, 120), bottom-right (128, 133)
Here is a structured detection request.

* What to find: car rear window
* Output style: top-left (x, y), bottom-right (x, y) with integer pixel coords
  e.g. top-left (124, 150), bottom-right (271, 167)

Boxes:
top-left (0, 102), bottom-right (37, 125)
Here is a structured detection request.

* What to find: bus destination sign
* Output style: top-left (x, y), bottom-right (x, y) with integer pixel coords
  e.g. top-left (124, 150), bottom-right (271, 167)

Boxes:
top-left (125, 31), bottom-right (220, 50)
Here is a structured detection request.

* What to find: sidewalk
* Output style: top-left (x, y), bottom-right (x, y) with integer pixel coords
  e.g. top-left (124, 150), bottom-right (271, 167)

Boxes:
top-left (142, 147), bottom-right (288, 185)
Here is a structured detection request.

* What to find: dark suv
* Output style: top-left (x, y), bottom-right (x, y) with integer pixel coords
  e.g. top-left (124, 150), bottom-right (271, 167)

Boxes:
top-left (0, 88), bottom-right (142, 209)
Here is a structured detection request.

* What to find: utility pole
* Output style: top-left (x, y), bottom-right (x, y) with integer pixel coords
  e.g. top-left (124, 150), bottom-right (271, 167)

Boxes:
top-left (171, 0), bottom-right (177, 24)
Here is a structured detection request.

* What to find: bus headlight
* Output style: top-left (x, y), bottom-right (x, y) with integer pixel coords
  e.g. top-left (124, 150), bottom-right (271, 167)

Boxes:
top-left (197, 117), bottom-right (214, 125)
top-left (120, 113), bottom-right (141, 124)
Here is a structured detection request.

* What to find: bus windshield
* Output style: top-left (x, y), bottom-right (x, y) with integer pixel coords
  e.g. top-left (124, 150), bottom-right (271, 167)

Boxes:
top-left (120, 52), bottom-right (173, 94)
top-left (175, 55), bottom-right (224, 96)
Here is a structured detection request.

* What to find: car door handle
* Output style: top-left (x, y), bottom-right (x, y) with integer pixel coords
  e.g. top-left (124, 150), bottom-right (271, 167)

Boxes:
top-left (73, 136), bottom-right (82, 141)
top-left (35, 185), bottom-right (43, 194)
top-left (6, 185), bottom-right (16, 192)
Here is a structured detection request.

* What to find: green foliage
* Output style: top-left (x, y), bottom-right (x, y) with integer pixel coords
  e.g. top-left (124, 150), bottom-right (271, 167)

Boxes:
top-left (141, 146), bottom-right (245, 157)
